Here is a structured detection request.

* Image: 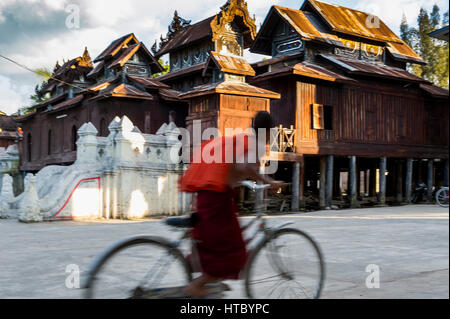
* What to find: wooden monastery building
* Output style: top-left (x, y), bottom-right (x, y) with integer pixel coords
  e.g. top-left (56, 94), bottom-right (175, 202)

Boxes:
top-left (13, 0), bottom-right (449, 210)
top-left (15, 37), bottom-right (187, 172)
top-left (0, 111), bottom-right (19, 148)
top-left (247, 0), bottom-right (449, 209)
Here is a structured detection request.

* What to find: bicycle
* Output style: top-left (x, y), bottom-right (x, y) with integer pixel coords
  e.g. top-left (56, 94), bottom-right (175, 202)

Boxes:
top-left (83, 181), bottom-right (325, 299)
top-left (435, 186), bottom-right (449, 208)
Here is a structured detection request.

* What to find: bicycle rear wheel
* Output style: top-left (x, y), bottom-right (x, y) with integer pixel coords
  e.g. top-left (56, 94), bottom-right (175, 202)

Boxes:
top-left (84, 236), bottom-right (192, 299)
top-left (244, 228), bottom-right (325, 299)
top-left (436, 188), bottom-right (449, 207)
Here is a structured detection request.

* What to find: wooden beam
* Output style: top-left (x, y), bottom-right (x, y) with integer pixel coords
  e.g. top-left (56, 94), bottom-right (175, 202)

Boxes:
top-left (319, 157), bottom-right (326, 209)
top-left (349, 156), bottom-right (357, 207)
top-left (378, 157), bottom-right (387, 205)
top-left (427, 159), bottom-right (434, 202)
top-left (326, 155), bottom-right (334, 208)
top-left (396, 160), bottom-right (403, 203)
top-left (291, 162), bottom-right (300, 211)
top-left (405, 158), bottom-right (413, 203)
top-left (444, 159), bottom-right (449, 187)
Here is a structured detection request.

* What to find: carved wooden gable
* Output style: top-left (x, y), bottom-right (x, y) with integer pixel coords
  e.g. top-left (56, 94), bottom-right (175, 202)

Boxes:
top-left (211, 0), bottom-right (257, 57)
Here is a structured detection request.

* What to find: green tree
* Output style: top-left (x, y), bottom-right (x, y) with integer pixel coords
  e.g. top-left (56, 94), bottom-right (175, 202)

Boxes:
top-left (152, 59), bottom-right (170, 78)
top-left (401, 5), bottom-right (449, 88)
top-left (29, 67), bottom-right (52, 105)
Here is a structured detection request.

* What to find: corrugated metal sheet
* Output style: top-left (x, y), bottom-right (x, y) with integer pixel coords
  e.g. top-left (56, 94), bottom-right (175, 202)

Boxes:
top-left (127, 75), bottom-right (171, 90)
top-left (94, 33), bottom-right (138, 62)
top-left (180, 81), bottom-right (280, 99)
top-left (319, 54), bottom-right (426, 82)
top-left (45, 94), bottom-right (84, 113)
top-left (274, 6), bottom-right (343, 46)
top-left (87, 61), bottom-right (104, 79)
top-left (306, 0), bottom-right (424, 63)
top-left (207, 51), bottom-right (255, 76)
top-left (420, 83), bottom-right (449, 98)
top-left (156, 62), bottom-right (207, 82)
top-left (108, 43), bottom-right (141, 69)
top-left (156, 16), bottom-right (215, 57)
top-left (91, 83), bottom-right (153, 100)
top-left (252, 60), bottom-right (355, 83)
top-left (307, 0), bottom-right (401, 43)
top-left (387, 42), bottom-right (425, 64)
top-left (262, 1), bottom-right (424, 64)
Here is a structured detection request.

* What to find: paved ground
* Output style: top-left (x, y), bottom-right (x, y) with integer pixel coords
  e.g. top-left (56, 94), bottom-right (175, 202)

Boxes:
top-left (0, 205), bottom-right (448, 299)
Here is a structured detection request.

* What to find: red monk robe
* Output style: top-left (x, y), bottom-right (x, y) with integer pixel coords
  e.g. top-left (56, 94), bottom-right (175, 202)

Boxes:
top-left (179, 134), bottom-right (251, 279)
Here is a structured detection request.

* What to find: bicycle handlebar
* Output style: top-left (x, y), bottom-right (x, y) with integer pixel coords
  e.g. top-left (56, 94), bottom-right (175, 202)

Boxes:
top-left (239, 180), bottom-right (271, 191)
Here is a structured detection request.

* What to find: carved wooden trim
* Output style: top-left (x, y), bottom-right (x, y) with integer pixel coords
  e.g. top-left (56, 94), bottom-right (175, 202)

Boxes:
top-left (210, 0), bottom-right (257, 43)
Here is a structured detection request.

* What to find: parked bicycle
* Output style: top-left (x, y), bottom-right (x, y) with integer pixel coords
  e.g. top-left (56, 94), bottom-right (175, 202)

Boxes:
top-left (83, 181), bottom-right (325, 299)
top-left (435, 186), bottom-right (449, 208)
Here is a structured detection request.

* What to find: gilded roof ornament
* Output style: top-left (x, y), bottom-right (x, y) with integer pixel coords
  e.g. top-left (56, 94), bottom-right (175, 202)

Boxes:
top-left (210, 0), bottom-right (257, 43)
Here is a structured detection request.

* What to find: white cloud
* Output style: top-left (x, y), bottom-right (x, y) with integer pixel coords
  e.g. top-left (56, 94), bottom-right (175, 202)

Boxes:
top-left (0, 75), bottom-right (33, 115)
top-left (353, 0), bottom-right (449, 32)
top-left (0, 0), bottom-right (448, 115)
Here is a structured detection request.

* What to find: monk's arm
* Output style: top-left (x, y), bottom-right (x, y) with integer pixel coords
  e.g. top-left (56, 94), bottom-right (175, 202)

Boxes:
top-left (230, 163), bottom-right (274, 185)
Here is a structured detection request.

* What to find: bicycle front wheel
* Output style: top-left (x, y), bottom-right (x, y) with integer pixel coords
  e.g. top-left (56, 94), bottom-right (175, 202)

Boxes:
top-left (436, 188), bottom-right (449, 207)
top-left (244, 228), bottom-right (325, 299)
top-left (84, 236), bottom-right (192, 299)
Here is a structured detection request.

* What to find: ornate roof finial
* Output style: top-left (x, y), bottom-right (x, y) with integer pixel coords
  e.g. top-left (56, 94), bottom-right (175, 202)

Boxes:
top-left (79, 47), bottom-right (93, 68)
top-left (155, 10), bottom-right (192, 53)
top-left (211, 0), bottom-right (257, 44)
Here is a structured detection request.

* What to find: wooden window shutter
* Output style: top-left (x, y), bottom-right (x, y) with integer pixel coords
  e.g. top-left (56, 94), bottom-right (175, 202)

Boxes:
top-left (311, 104), bottom-right (324, 130)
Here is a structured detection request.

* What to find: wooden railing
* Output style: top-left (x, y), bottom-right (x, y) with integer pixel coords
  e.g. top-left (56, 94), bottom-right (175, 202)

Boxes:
top-left (271, 125), bottom-right (297, 153)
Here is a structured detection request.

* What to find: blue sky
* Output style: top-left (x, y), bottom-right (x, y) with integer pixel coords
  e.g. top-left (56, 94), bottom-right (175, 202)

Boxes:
top-left (0, 0), bottom-right (448, 114)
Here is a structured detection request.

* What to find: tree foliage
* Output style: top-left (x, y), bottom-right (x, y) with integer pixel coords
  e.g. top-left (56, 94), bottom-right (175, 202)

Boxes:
top-left (152, 59), bottom-right (170, 78)
top-left (400, 5), bottom-right (449, 88)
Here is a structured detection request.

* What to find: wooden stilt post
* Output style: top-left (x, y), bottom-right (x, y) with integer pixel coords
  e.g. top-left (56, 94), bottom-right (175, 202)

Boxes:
top-left (349, 156), bottom-right (357, 207)
top-left (378, 157), bottom-right (387, 206)
top-left (405, 158), bottom-right (413, 203)
top-left (396, 160), bottom-right (403, 203)
top-left (326, 155), bottom-right (334, 209)
top-left (291, 162), bottom-right (300, 211)
top-left (356, 161), bottom-right (361, 200)
top-left (299, 156), bottom-right (305, 209)
top-left (319, 157), bottom-right (326, 209)
top-left (333, 164), bottom-right (341, 197)
top-left (427, 159), bottom-right (434, 202)
top-left (444, 159), bottom-right (449, 187)
top-left (364, 169), bottom-right (368, 197)
top-left (369, 163), bottom-right (377, 198)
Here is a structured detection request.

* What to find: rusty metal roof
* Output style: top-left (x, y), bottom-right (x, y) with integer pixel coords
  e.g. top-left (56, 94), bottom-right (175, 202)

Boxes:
top-left (386, 42), bottom-right (425, 64)
top-left (274, 6), bottom-right (342, 45)
top-left (156, 16), bottom-right (215, 58)
top-left (94, 33), bottom-right (138, 62)
top-left (0, 115), bottom-right (18, 131)
top-left (179, 81), bottom-right (280, 99)
top-left (91, 83), bottom-right (154, 101)
top-left (159, 88), bottom-right (184, 102)
top-left (107, 42), bottom-right (162, 74)
top-left (127, 75), bottom-right (171, 90)
top-left (304, 0), bottom-right (401, 43)
top-left (44, 94), bottom-right (84, 114)
top-left (87, 61), bottom-right (104, 79)
top-left (251, 60), bottom-right (355, 83)
top-left (420, 83), bottom-right (449, 98)
top-left (252, 1), bottom-right (423, 64)
top-left (204, 51), bottom-right (255, 77)
top-left (156, 62), bottom-right (207, 82)
top-left (319, 54), bottom-right (426, 82)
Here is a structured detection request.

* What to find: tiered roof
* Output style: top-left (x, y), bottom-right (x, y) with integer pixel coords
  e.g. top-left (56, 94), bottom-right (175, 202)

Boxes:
top-left (252, 0), bottom-right (424, 64)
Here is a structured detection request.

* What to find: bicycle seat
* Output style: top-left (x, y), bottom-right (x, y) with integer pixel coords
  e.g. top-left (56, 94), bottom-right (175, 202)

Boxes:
top-left (165, 212), bottom-right (199, 228)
